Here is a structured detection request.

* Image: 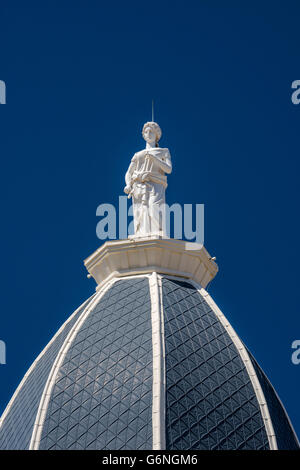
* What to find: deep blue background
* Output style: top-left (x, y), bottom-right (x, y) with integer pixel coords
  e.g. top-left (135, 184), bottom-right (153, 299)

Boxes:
top-left (1, 1), bottom-right (299, 440)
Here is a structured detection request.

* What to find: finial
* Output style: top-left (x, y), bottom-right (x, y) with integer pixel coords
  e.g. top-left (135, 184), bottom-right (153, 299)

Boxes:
top-left (124, 119), bottom-right (172, 238)
top-left (152, 100), bottom-right (154, 122)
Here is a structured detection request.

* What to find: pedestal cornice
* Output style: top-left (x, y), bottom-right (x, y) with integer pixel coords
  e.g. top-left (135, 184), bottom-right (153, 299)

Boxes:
top-left (84, 237), bottom-right (218, 289)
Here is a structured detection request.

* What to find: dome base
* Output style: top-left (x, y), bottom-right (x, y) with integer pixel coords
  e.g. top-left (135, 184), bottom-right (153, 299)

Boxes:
top-left (84, 237), bottom-right (218, 290)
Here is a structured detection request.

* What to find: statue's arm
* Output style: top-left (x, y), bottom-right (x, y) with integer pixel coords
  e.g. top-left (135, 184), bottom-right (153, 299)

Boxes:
top-left (155, 149), bottom-right (172, 174)
top-left (124, 156), bottom-right (136, 194)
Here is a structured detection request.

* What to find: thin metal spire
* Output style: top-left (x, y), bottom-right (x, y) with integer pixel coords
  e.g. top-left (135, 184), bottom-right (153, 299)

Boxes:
top-left (152, 100), bottom-right (154, 122)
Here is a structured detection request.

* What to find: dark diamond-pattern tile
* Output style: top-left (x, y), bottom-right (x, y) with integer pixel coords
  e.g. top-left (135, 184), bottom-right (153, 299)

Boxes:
top-left (247, 350), bottom-right (299, 449)
top-left (0, 297), bottom-right (93, 450)
top-left (162, 278), bottom-right (269, 450)
top-left (39, 277), bottom-right (152, 450)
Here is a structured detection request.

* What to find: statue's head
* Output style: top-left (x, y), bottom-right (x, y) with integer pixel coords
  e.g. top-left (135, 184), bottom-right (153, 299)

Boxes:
top-left (142, 121), bottom-right (162, 146)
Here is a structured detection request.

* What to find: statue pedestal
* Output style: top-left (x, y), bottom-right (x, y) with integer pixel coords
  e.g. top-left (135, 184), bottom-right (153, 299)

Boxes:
top-left (84, 237), bottom-right (218, 290)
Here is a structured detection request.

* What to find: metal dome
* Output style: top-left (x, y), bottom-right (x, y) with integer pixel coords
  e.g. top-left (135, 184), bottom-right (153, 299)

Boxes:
top-left (0, 271), bottom-right (298, 450)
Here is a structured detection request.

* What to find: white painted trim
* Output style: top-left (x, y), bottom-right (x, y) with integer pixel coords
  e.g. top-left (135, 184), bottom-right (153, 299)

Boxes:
top-left (149, 272), bottom-right (166, 450)
top-left (94, 266), bottom-right (194, 291)
top-left (189, 280), bottom-right (278, 450)
top-left (0, 295), bottom-right (95, 431)
top-left (157, 274), bottom-right (166, 448)
top-left (95, 271), bottom-right (153, 290)
top-left (248, 356), bottom-right (300, 448)
top-left (29, 277), bottom-right (118, 450)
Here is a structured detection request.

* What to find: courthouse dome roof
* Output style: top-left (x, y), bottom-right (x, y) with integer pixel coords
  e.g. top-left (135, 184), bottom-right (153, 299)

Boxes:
top-left (0, 274), bottom-right (298, 450)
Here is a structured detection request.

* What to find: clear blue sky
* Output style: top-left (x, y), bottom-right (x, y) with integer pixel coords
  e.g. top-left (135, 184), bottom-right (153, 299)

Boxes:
top-left (1, 1), bottom-right (300, 439)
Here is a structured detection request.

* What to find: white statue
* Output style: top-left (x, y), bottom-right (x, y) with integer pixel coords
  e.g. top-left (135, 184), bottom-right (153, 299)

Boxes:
top-left (124, 121), bottom-right (172, 237)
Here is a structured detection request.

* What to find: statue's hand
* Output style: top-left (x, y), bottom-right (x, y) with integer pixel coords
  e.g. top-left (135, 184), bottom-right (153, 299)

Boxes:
top-left (145, 152), bottom-right (155, 162)
top-left (124, 185), bottom-right (131, 194)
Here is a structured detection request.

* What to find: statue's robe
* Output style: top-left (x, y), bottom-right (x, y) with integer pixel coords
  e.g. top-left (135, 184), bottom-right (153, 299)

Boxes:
top-left (125, 147), bottom-right (172, 236)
